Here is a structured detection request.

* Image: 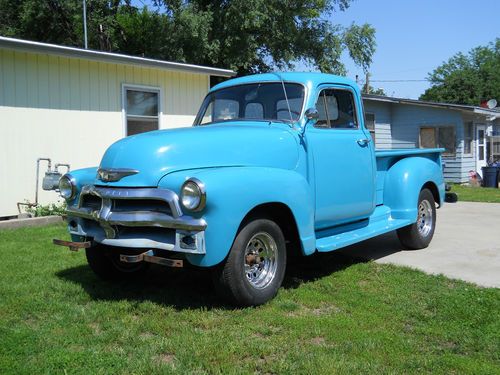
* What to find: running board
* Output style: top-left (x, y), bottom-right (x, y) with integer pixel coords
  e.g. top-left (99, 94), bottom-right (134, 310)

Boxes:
top-left (315, 206), bottom-right (412, 252)
top-left (120, 250), bottom-right (183, 268)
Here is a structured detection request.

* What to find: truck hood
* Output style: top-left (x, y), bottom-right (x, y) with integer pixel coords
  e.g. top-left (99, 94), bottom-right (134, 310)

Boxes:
top-left (96, 123), bottom-right (299, 187)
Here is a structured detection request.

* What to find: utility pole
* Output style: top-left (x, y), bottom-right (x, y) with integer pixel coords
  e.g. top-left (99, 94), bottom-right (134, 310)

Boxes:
top-left (83, 0), bottom-right (88, 49)
top-left (365, 72), bottom-right (370, 94)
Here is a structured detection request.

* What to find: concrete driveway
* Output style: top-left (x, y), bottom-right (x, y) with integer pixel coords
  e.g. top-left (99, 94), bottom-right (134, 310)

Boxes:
top-left (340, 202), bottom-right (500, 288)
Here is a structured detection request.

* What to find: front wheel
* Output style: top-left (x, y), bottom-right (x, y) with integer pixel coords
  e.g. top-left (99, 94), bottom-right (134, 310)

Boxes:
top-left (213, 218), bottom-right (287, 306)
top-left (397, 188), bottom-right (436, 249)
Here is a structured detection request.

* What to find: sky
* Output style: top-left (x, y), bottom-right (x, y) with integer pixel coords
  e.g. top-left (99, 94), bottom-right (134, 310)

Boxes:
top-left (332, 0), bottom-right (500, 98)
top-left (131, 0), bottom-right (499, 99)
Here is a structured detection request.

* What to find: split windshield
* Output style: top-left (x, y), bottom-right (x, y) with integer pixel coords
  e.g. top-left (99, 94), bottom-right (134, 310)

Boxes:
top-left (194, 82), bottom-right (305, 125)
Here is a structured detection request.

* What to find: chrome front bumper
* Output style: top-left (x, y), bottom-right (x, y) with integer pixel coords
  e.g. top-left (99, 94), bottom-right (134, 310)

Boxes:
top-left (66, 185), bottom-right (207, 254)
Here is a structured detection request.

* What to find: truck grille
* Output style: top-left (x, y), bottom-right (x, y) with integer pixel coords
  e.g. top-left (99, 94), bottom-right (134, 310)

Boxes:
top-left (81, 194), bottom-right (102, 211)
top-left (80, 194), bottom-right (172, 216)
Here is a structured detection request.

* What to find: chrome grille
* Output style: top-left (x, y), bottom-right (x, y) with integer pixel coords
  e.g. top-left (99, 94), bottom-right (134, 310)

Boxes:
top-left (81, 194), bottom-right (102, 211)
top-left (112, 199), bottom-right (172, 216)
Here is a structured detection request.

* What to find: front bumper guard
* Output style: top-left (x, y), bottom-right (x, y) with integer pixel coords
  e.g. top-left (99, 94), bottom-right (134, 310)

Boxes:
top-left (53, 240), bottom-right (184, 268)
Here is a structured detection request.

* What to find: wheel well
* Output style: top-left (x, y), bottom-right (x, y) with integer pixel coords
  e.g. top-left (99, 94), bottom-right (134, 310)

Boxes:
top-left (241, 202), bottom-right (302, 257)
top-left (422, 181), bottom-right (440, 207)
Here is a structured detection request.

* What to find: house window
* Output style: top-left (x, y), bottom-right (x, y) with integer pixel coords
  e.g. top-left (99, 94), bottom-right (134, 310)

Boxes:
top-left (124, 86), bottom-right (160, 136)
top-left (464, 122), bottom-right (473, 154)
top-left (365, 113), bottom-right (376, 144)
top-left (419, 126), bottom-right (456, 156)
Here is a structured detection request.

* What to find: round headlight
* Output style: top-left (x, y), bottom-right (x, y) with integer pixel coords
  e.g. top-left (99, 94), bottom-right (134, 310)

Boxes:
top-left (59, 174), bottom-right (76, 200)
top-left (180, 178), bottom-right (206, 212)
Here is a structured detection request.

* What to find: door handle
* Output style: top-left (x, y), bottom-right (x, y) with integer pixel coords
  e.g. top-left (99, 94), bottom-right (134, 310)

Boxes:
top-left (357, 138), bottom-right (371, 146)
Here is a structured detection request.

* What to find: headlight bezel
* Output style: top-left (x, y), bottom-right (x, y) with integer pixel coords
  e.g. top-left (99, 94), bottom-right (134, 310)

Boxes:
top-left (180, 178), bottom-right (206, 212)
top-left (59, 174), bottom-right (76, 200)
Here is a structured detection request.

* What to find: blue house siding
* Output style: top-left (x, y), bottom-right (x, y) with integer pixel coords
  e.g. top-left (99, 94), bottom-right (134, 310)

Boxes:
top-left (390, 104), bottom-right (468, 182)
top-left (364, 98), bottom-right (500, 183)
top-left (363, 101), bottom-right (392, 149)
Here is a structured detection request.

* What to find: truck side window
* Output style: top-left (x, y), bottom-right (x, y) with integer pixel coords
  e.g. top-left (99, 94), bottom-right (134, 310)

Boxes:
top-left (314, 89), bottom-right (358, 129)
top-left (314, 91), bottom-right (329, 127)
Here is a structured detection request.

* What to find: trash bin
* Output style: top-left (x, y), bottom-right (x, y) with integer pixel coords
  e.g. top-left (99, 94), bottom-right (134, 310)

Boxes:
top-left (481, 166), bottom-right (499, 188)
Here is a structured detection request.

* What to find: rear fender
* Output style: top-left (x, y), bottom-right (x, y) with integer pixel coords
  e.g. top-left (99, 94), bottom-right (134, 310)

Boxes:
top-left (383, 156), bottom-right (445, 221)
top-left (158, 167), bottom-right (316, 267)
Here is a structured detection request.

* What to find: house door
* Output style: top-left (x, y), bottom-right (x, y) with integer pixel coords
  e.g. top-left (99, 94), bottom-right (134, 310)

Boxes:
top-left (476, 125), bottom-right (487, 176)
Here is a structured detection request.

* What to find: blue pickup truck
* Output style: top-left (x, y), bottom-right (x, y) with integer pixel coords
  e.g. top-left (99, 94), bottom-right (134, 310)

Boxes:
top-left (55, 72), bottom-right (445, 306)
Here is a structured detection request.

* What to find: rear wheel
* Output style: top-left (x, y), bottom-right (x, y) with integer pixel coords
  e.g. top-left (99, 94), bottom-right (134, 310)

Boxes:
top-left (213, 218), bottom-right (286, 306)
top-left (85, 245), bottom-right (149, 280)
top-left (397, 188), bottom-right (436, 249)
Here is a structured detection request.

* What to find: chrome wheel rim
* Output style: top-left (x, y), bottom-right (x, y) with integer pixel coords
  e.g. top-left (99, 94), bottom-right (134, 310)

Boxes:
top-left (244, 232), bottom-right (278, 289)
top-left (417, 199), bottom-right (433, 237)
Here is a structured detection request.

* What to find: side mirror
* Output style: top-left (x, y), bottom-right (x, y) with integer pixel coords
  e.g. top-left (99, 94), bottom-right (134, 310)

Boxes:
top-left (304, 108), bottom-right (319, 121)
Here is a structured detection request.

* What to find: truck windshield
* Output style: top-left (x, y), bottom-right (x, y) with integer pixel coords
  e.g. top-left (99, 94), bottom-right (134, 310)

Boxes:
top-left (194, 82), bottom-right (305, 125)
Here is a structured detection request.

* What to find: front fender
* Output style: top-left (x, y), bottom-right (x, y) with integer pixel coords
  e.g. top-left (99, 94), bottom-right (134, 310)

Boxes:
top-left (158, 167), bottom-right (316, 267)
top-left (383, 157), bottom-right (445, 221)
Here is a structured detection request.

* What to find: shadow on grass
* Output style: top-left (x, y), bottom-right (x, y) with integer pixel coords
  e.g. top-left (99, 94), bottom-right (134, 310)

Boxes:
top-left (55, 251), bottom-right (366, 310)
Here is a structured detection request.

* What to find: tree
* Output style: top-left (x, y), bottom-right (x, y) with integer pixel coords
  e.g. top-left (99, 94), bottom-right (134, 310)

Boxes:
top-left (0, 0), bottom-right (376, 76)
top-left (420, 39), bottom-right (500, 105)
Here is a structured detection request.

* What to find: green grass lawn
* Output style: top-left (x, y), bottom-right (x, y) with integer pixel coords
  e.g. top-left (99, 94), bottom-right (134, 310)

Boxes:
top-left (1, 224), bottom-right (499, 374)
top-left (451, 184), bottom-right (500, 203)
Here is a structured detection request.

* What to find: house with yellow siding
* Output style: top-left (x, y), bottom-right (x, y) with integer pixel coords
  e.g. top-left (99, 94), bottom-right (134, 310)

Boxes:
top-left (0, 36), bottom-right (235, 218)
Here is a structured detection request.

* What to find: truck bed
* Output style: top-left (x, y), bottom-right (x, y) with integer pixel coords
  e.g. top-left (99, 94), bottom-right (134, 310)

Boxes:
top-left (374, 148), bottom-right (443, 206)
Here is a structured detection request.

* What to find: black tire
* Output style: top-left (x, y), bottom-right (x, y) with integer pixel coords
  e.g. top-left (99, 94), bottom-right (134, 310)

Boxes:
top-left (213, 218), bottom-right (287, 307)
top-left (397, 188), bottom-right (436, 249)
top-left (85, 245), bottom-right (149, 280)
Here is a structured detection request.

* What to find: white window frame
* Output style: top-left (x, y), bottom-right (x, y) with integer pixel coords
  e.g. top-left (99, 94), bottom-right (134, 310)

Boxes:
top-left (121, 83), bottom-right (163, 137)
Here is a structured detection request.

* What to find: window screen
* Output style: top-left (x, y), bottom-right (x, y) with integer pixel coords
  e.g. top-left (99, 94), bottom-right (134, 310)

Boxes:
top-left (420, 127), bottom-right (456, 155)
top-left (463, 122), bottom-right (473, 154)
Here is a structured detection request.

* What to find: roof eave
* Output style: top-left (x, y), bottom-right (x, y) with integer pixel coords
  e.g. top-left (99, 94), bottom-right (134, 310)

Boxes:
top-left (363, 94), bottom-right (499, 118)
top-left (0, 36), bottom-right (236, 77)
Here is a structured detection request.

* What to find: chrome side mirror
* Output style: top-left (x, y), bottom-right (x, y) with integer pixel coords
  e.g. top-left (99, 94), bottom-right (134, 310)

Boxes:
top-left (304, 108), bottom-right (319, 121)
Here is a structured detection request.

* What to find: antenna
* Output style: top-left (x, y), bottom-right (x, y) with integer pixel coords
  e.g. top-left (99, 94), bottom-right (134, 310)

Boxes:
top-left (273, 72), bottom-right (293, 123)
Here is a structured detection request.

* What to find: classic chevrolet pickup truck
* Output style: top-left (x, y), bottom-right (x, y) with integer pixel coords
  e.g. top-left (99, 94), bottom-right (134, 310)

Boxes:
top-left (55, 72), bottom-right (444, 306)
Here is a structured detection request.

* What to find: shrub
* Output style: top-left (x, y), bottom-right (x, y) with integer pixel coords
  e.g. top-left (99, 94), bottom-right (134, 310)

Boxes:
top-left (25, 202), bottom-right (66, 217)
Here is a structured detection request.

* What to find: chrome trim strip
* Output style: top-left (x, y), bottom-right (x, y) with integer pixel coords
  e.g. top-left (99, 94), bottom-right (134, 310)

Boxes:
top-left (97, 168), bottom-right (139, 182)
top-left (107, 211), bottom-right (207, 231)
top-left (101, 238), bottom-right (175, 251)
top-left (66, 207), bottom-right (207, 232)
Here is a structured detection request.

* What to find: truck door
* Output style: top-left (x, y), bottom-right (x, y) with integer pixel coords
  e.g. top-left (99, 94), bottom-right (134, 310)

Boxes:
top-left (306, 85), bottom-right (376, 230)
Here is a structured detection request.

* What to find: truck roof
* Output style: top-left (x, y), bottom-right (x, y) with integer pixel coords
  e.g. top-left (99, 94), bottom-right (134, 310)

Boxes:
top-left (211, 72), bottom-right (358, 92)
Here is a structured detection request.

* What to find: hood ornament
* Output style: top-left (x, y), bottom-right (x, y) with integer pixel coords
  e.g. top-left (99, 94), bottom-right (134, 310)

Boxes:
top-left (97, 168), bottom-right (139, 182)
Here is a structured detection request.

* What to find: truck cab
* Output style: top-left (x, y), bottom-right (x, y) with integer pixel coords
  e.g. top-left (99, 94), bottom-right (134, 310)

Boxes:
top-left (55, 72), bottom-right (445, 306)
